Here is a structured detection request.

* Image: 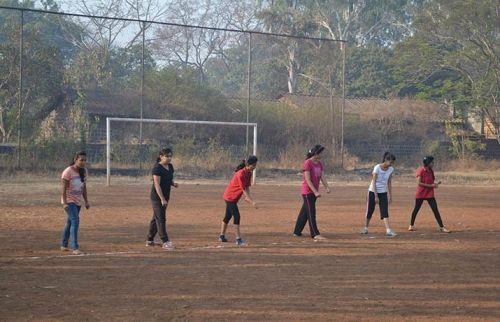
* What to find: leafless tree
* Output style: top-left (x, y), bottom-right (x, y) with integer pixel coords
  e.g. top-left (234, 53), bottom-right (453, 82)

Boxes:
top-left (152, 0), bottom-right (248, 82)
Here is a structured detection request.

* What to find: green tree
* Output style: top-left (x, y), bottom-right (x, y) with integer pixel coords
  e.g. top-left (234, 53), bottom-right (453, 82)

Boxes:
top-left (391, 37), bottom-right (472, 115)
top-left (346, 46), bottom-right (394, 97)
top-left (0, 1), bottom-right (77, 143)
top-left (399, 0), bottom-right (499, 130)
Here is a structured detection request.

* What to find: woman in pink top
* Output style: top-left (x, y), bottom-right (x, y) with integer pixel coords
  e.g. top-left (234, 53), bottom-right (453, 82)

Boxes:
top-left (293, 145), bottom-right (330, 240)
top-left (60, 151), bottom-right (90, 255)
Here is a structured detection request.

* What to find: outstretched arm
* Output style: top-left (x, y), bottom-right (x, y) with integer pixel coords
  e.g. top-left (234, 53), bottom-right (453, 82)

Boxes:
top-left (242, 188), bottom-right (257, 208)
top-left (388, 175), bottom-right (393, 203)
top-left (371, 173), bottom-right (381, 204)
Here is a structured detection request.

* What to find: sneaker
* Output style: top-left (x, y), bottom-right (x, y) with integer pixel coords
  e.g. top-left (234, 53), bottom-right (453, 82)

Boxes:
top-left (218, 235), bottom-right (228, 242)
top-left (313, 235), bottom-right (327, 241)
top-left (235, 238), bottom-right (247, 246)
top-left (360, 227), bottom-right (369, 235)
top-left (146, 240), bottom-right (155, 247)
top-left (293, 233), bottom-right (302, 237)
top-left (60, 246), bottom-right (70, 251)
top-left (162, 241), bottom-right (174, 250)
top-left (439, 227), bottom-right (451, 233)
top-left (408, 225), bottom-right (416, 231)
top-left (72, 249), bottom-right (83, 255)
top-left (386, 230), bottom-right (398, 238)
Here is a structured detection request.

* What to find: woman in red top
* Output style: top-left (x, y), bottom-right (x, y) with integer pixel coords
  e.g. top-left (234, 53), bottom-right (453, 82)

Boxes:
top-left (408, 156), bottom-right (451, 233)
top-left (219, 156), bottom-right (258, 246)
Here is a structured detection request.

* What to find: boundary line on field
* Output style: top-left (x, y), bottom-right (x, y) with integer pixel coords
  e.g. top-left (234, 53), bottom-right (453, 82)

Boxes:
top-left (5, 241), bottom-right (335, 261)
top-left (10, 250), bottom-right (141, 260)
top-left (7, 245), bottom-right (229, 261)
top-left (8, 232), bottom-right (482, 261)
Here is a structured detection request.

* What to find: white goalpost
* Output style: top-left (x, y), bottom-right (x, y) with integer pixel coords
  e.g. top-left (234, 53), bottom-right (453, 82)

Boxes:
top-left (106, 117), bottom-right (258, 186)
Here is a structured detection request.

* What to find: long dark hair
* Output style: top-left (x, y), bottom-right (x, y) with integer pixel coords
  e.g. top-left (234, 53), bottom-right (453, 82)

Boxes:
top-left (235, 155), bottom-right (258, 172)
top-left (70, 151), bottom-right (86, 183)
top-left (382, 151), bottom-right (396, 162)
top-left (156, 148), bottom-right (173, 163)
top-left (306, 144), bottom-right (325, 159)
top-left (423, 155), bottom-right (434, 167)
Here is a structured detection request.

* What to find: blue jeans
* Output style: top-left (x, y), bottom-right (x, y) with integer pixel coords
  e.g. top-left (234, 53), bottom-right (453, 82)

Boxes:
top-left (62, 203), bottom-right (81, 249)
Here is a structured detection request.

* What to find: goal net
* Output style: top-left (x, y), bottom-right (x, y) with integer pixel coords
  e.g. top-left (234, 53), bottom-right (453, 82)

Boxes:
top-left (105, 117), bottom-right (258, 186)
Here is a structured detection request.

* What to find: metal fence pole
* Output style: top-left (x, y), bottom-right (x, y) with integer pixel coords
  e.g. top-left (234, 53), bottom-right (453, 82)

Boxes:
top-left (252, 124), bottom-right (257, 184)
top-left (245, 33), bottom-right (252, 155)
top-left (341, 42), bottom-right (346, 169)
top-left (106, 117), bottom-right (111, 186)
top-left (139, 21), bottom-right (146, 172)
top-left (17, 9), bottom-right (24, 168)
top-left (328, 65), bottom-right (335, 165)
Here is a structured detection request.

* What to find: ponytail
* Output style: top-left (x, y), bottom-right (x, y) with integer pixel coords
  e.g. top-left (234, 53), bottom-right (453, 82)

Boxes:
top-left (235, 155), bottom-right (258, 172)
top-left (235, 159), bottom-right (246, 171)
top-left (423, 155), bottom-right (434, 167)
top-left (70, 151), bottom-right (87, 183)
top-left (78, 168), bottom-right (85, 183)
top-left (306, 144), bottom-right (325, 159)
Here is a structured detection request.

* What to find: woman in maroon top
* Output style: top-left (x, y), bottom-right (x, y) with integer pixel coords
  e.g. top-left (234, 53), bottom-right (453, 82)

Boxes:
top-left (408, 156), bottom-right (451, 233)
top-left (219, 156), bottom-right (258, 246)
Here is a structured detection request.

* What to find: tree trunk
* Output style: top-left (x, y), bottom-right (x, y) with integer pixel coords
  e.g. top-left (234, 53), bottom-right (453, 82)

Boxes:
top-left (287, 44), bottom-right (297, 94)
top-left (0, 108), bottom-right (6, 143)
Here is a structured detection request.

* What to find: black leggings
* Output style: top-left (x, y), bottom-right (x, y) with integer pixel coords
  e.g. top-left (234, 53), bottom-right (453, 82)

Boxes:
top-left (410, 198), bottom-right (444, 227)
top-left (293, 194), bottom-right (320, 238)
top-left (366, 191), bottom-right (389, 219)
top-left (223, 201), bottom-right (241, 225)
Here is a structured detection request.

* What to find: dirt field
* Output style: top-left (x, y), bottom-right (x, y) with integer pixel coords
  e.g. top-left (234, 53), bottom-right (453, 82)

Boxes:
top-left (0, 178), bottom-right (499, 321)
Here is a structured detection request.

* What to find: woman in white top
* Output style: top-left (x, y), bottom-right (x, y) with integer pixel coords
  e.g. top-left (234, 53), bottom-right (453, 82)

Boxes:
top-left (60, 151), bottom-right (90, 255)
top-left (361, 152), bottom-right (397, 237)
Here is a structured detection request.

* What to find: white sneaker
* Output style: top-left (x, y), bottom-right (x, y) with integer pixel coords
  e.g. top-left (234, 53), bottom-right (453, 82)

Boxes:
top-left (360, 227), bottom-right (369, 234)
top-left (72, 249), bottom-right (83, 255)
top-left (386, 230), bottom-right (398, 238)
top-left (162, 241), bottom-right (174, 250)
top-left (313, 235), bottom-right (327, 241)
top-left (235, 238), bottom-right (247, 246)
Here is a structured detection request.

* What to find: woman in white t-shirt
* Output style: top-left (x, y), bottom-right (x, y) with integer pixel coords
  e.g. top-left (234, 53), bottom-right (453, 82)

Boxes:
top-left (360, 152), bottom-right (397, 237)
top-left (60, 151), bottom-right (90, 255)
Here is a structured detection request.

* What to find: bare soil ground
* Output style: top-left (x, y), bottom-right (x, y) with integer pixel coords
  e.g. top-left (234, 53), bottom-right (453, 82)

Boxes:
top-left (0, 178), bottom-right (499, 321)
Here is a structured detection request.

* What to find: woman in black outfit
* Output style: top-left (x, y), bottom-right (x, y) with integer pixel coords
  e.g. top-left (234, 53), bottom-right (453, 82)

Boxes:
top-left (146, 148), bottom-right (178, 250)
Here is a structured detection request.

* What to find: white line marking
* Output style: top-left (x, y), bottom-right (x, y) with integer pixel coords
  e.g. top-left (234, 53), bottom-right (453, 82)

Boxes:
top-left (6, 241), bottom-right (343, 261)
top-left (10, 251), bottom-right (141, 260)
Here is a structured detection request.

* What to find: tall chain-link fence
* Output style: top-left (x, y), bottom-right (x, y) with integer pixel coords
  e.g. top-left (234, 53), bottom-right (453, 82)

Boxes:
top-left (2, 6), bottom-right (488, 177)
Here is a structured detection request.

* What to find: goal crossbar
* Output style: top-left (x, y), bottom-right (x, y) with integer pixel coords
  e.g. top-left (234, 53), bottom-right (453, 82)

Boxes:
top-left (106, 117), bottom-right (258, 186)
